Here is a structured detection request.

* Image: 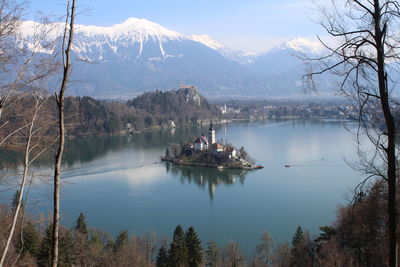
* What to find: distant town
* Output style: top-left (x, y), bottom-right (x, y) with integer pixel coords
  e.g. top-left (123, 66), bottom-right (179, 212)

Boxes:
top-left (214, 98), bottom-right (358, 122)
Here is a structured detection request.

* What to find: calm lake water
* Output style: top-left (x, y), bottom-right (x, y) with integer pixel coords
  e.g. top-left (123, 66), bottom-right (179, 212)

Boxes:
top-left (1, 119), bottom-right (364, 253)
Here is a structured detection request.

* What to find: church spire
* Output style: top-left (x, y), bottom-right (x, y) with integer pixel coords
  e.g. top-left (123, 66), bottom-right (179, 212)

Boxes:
top-left (208, 121), bottom-right (216, 144)
top-left (209, 120), bottom-right (214, 131)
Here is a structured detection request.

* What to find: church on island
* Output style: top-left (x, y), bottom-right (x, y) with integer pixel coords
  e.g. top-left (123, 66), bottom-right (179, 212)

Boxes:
top-left (162, 121), bottom-right (263, 169)
top-left (192, 122), bottom-right (237, 158)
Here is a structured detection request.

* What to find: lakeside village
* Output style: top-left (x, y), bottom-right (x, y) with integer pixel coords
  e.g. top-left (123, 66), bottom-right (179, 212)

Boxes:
top-left (161, 122), bottom-right (263, 170)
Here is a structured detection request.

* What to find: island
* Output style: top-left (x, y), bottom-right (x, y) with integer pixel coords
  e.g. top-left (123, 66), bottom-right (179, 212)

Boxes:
top-left (161, 122), bottom-right (263, 170)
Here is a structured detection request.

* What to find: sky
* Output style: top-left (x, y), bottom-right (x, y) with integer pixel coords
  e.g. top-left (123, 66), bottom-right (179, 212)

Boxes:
top-left (26, 0), bottom-right (328, 53)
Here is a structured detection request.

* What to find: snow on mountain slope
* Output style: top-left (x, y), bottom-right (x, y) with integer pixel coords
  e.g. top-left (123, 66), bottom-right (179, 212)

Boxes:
top-left (189, 34), bottom-right (224, 50)
top-left (17, 17), bottom-right (250, 98)
top-left (19, 18), bottom-right (185, 61)
top-left (18, 19), bottom-right (319, 66)
top-left (250, 37), bottom-right (325, 75)
top-left (16, 18), bottom-right (336, 98)
top-left (189, 34), bottom-right (256, 64)
top-left (269, 37), bottom-right (324, 54)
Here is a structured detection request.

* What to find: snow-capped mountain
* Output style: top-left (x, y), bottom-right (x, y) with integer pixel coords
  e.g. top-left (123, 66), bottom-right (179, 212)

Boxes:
top-left (16, 18), bottom-right (335, 98)
top-left (17, 18), bottom-right (249, 98)
top-left (250, 37), bottom-right (324, 75)
top-left (189, 34), bottom-right (256, 64)
top-left (242, 37), bottom-right (337, 96)
top-left (19, 18), bottom-right (185, 62)
top-left (269, 37), bottom-right (323, 54)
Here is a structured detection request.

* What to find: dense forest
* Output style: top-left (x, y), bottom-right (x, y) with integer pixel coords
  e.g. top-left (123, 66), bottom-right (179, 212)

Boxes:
top-left (127, 86), bottom-right (221, 126)
top-left (0, 87), bottom-right (224, 142)
top-left (0, 179), bottom-right (390, 266)
top-left (0, 88), bottom-right (359, 146)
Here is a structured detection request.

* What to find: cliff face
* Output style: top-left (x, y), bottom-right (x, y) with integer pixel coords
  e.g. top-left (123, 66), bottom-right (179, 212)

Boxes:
top-left (176, 86), bottom-right (202, 106)
top-left (126, 87), bottom-right (219, 125)
top-left (127, 86), bottom-right (214, 112)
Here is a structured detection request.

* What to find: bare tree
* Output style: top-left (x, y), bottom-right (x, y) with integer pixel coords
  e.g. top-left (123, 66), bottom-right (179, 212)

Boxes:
top-left (271, 242), bottom-right (290, 267)
top-left (253, 232), bottom-right (273, 267)
top-left (0, 0), bottom-right (26, 119)
top-left (222, 241), bottom-right (245, 267)
top-left (0, 1), bottom-right (57, 119)
top-left (0, 91), bottom-right (53, 267)
top-left (306, 0), bottom-right (400, 265)
top-left (51, 0), bottom-right (75, 266)
top-left (0, 0), bottom-right (24, 69)
top-left (0, 1), bottom-right (58, 265)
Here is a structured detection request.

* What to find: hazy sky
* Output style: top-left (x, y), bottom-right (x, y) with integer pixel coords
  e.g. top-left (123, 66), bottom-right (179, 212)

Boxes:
top-left (27, 0), bottom-right (328, 53)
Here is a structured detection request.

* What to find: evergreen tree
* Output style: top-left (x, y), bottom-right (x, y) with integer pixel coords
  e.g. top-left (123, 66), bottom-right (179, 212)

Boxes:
top-left (205, 241), bottom-right (219, 267)
top-left (290, 226), bottom-right (311, 267)
top-left (74, 212), bottom-right (88, 236)
top-left (156, 246), bottom-right (169, 267)
top-left (105, 239), bottom-right (115, 252)
top-left (37, 224), bottom-right (54, 266)
top-left (168, 225), bottom-right (187, 267)
top-left (185, 226), bottom-right (202, 267)
top-left (11, 190), bottom-right (21, 210)
top-left (37, 224), bottom-right (75, 267)
top-left (60, 229), bottom-right (75, 266)
top-left (292, 226), bottom-right (304, 247)
top-left (16, 221), bottom-right (40, 258)
top-left (316, 226), bottom-right (336, 243)
top-left (114, 230), bottom-right (129, 252)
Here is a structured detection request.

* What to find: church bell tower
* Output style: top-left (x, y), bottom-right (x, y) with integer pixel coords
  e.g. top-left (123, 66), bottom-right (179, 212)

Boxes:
top-left (208, 121), bottom-right (216, 144)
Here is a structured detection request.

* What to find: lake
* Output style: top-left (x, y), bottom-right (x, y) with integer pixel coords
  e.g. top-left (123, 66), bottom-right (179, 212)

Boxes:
top-left (0, 119), bottom-right (364, 254)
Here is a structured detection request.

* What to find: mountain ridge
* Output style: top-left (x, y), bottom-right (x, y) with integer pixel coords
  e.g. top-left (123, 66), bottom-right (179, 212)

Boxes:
top-left (15, 17), bottom-right (333, 99)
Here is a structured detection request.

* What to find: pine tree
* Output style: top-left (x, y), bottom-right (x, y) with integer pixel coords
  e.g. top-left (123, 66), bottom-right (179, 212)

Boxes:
top-left (60, 229), bottom-right (75, 266)
top-left (185, 226), bottom-right (202, 267)
top-left (37, 224), bottom-right (75, 267)
top-left (168, 225), bottom-right (187, 267)
top-left (11, 190), bottom-right (21, 210)
top-left (16, 221), bottom-right (40, 258)
top-left (114, 230), bottom-right (129, 252)
top-left (290, 226), bottom-right (311, 267)
top-left (156, 246), bottom-right (168, 267)
top-left (292, 226), bottom-right (304, 247)
top-left (37, 224), bottom-right (53, 267)
top-left (205, 241), bottom-right (219, 267)
top-left (74, 212), bottom-right (88, 236)
top-left (105, 239), bottom-right (115, 252)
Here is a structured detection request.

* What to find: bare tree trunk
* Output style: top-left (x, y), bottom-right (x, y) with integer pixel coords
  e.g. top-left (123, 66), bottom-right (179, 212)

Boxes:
top-left (0, 110), bottom-right (35, 267)
top-left (0, 93), bottom-right (50, 266)
top-left (51, 1), bottom-right (75, 266)
top-left (307, 0), bottom-right (400, 265)
top-left (372, 1), bottom-right (397, 265)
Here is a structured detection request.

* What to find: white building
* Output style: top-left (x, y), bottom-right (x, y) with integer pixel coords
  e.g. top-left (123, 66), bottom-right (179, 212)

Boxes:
top-left (167, 120), bottom-right (176, 128)
top-left (194, 135), bottom-right (209, 151)
top-left (208, 121), bottom-right (216, 145)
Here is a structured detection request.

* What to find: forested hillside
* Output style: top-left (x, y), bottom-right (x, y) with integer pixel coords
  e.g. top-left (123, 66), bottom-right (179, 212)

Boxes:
top-left (0, 87), bottom-right (222, 141)
top-left (127, 86), bottom-right (220, 125)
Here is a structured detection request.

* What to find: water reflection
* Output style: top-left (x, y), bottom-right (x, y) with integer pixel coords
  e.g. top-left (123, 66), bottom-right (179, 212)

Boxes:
top-left (0, 124), bottom-right (220, 170)
top-left (0, 135), bottom-right (132, 169)
top-left (164, 162), bottom-right (250, 200)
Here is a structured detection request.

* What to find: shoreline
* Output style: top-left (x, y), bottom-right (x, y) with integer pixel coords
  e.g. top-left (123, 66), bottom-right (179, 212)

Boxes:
top-left (160, 157), bottom-right (264, 170)
top-left (1, 117), bottom-right (352, 153)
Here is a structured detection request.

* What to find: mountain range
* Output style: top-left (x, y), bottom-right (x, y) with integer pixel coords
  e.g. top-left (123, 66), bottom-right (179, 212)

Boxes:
top-left (17, 18), bottom-right (334, 99)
